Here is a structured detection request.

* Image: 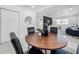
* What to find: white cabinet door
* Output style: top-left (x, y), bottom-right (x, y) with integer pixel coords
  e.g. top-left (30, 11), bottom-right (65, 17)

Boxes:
top-left (0, 8), bottom-right (19, 43)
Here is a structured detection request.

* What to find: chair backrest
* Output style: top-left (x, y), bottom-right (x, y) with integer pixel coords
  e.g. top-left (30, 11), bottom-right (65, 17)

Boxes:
top-left (10, 32), bottom-right (23, 54)
top-left (50, 27), bottom-right (57, 33)
top-left (27, 27), bottom-right (35, 35)
top-left (76, 44), bottom-right (79, 54)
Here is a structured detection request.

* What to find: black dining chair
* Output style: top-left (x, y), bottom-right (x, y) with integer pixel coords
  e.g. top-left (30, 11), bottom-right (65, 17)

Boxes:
top-left (51, 49), bottom-right (72, 54)
top-left (27, 27), bottom-right (35, 50)
top-left (76, 44), bottom-right (79, 54)
top-left (27, 27), bottom-right (35, 35)
top-left (10, 32), bottom-right (24, 54)
top-left (27, 27), bottom-right (43, 54)
top-left (50, 27), bottom-right (58, 33)
top-left (10, 32), bottom-right (43, 54)
top-left (51, 44), bottom-right (79, 54)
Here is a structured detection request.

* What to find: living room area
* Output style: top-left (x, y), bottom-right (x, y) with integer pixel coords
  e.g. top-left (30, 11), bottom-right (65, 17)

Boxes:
top-left (36, 5), bottom-right (79, 53)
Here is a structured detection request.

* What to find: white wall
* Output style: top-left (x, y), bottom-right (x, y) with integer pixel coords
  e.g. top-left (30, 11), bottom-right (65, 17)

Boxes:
top-left (0, 5), bottom-right (36, 52)
top-left (36, 5), bottom-right (79, 28)
top-left (36, 13), bottom-right (79, 30)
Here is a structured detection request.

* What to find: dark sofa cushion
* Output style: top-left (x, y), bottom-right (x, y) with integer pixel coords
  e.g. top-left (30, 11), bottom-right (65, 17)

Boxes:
top-left (66, 27), bottom-right (79, 36)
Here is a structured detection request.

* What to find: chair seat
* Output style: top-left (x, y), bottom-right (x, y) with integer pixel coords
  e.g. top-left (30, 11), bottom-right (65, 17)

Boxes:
top-left (51, 49), bottom-right (72, 54)
top-left (27, 47), bottom-right (44, 54)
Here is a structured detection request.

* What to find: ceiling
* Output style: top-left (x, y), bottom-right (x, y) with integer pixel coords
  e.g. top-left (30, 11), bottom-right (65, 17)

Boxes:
top-left (20, 5), bottom-right (52, 12)
top-left (36, 5), bottom-right (79, 18)
top-left (20, 5), bottom-right (79, 18)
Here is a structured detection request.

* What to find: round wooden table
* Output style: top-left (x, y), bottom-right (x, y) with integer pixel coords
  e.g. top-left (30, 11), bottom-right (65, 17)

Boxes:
top-left (25, 32), bottom-right (68, 53)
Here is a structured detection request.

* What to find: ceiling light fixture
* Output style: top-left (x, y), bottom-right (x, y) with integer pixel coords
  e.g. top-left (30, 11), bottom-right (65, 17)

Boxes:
top-left (69, 8), bottom-right (72, 10)
top-left (31, 5), bottom-right (35, 8)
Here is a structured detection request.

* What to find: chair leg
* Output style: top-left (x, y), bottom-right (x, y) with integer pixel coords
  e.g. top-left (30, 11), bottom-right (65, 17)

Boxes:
top-left (45, 49), bottom-right (47, 54)
top-left (28, 44), bottom-right (30, 50)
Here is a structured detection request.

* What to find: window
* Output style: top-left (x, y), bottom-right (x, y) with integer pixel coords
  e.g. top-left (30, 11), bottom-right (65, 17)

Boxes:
top-left (56, 19), bottom-right (68, 25)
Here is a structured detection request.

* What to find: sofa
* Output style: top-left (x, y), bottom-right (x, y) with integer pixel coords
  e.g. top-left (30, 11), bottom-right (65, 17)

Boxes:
top-left (66, 27), bottom-right (79, 37)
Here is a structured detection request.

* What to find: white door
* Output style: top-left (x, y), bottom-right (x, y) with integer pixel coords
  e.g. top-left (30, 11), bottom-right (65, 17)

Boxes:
top-left (0, 8), bottom-right (19, 43)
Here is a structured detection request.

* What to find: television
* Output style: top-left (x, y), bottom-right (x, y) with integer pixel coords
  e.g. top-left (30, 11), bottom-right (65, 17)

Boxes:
top-left (43, 16), bottom-right (52, 25)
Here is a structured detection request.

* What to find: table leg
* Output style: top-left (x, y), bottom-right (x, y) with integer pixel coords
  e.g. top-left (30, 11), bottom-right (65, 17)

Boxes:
top-left (45, 49), bottom-right (47, 54)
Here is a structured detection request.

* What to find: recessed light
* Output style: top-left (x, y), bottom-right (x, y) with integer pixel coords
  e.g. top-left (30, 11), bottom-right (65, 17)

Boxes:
top-left (69, 8), bottom-right (72, 10)
top-left (31, 5), bottom-right (35, 8)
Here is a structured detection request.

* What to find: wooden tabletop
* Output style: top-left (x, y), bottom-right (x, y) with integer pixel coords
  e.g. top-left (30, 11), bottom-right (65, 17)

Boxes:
top-left (25, 32), bottom-right (68, 50)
